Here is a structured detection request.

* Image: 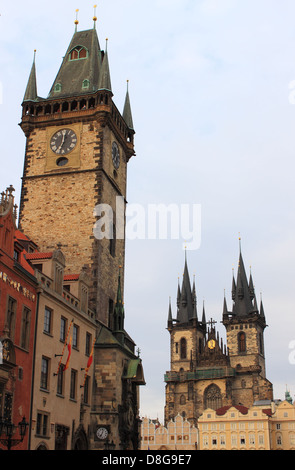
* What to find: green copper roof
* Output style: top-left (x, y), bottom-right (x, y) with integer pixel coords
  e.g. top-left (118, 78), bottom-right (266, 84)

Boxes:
top-left (122, 359), bottom-right (145, 384)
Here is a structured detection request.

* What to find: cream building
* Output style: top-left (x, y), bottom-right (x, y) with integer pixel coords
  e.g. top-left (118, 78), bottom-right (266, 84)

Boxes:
top-left (26, 246), bottom-right (97, 450)
top-left (141, 414), bottom-right (198, 450)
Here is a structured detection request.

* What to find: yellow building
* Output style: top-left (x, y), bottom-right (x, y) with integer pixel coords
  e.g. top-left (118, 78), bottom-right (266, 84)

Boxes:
top-left (270, 399), bottom-right (295, 450)
top-left (198, 399), bottom-right (295, 450)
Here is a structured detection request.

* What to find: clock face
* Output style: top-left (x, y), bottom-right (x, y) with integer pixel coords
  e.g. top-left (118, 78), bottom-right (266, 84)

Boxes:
top-left (112, 141), bottom-right (120, 169)
top-left (50, 129), bottom-right (77, 155)
top-left (208, 339), bottom-right (216, 350)
top-left (96, 427), bottom-right (108, 440)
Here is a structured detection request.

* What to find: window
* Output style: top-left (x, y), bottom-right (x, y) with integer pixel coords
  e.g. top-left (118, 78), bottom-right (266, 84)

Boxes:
top-left (36, 412), bottom-right (49, 437)
top-left (276, 423), bottom-right (281, 430)
top-left (85, 332), bottom-right (91, 356)
top-left (70, 369), bottom-right (77, 400)
top-left (249, 434), bottom-right (255, 445)
top-left (69, 46), bottom-right (88, 61)
top-left (212, 436), bottom-right (217, 446)
top-left (21, 307), bottom-right (31, 350)
top-left (240, 436), bottom-right (246, 445)
top-left (109, 223), bottom-right (116, 257)
top-left (220, 435), bottom-right (226, 446)
top-left (73, 324), bottom-right (79, 349)
top-left (54, 83), bottom-right (62, 93)
top-left (40, 357), bottom-right (49, 390)
top-left (258, 434), bottom-right (265, 445)
top-left (57, 365), bottom-right (64, 395)
top-left (44, 307), bottom-right (52, 334)
top-left (82, 79), bottom-right (90, 89)
top-left (238, 332), bottom-right (246, 352)
top-left (180, 338), bottom-right (187, 359)
top-left (204, 384), bottom-right (222, 411)
top-left (60, 317), bottom-right (67, 342)
top-left (7, 297), bottom-right (17, 340)
top-left (83, 375), bottom-right (90, 404)
top-left (180, 395), bottom-right (186, 405)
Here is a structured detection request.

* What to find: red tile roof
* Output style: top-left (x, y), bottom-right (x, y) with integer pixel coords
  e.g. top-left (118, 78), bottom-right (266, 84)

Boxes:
top-left (64, 274), bottom-right (80, 281)
top-left (216, 405), bottom-right (249, 416)
top-left (26, 252), bottom-right (53, 260)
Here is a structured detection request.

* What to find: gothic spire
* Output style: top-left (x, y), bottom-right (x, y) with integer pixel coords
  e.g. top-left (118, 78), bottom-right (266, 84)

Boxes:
top-left (177, 255), bottom-right (194, 323)
top-left (123, 80), bottom-right (134, 130)
top-left (98, 39), bottom-right (112, 92)
top-left (23, 50), bottom-right (38, 102)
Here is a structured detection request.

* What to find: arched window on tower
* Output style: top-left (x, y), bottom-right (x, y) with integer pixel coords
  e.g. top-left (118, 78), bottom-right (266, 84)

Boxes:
top-left (204, 384), bottom-right (222, 411)
top-left (180, 338), bottom-right (187, 359)
top-left (238, 332), bottom-right (246, 353)
top-left (69, 46), bottom-right (88, 61)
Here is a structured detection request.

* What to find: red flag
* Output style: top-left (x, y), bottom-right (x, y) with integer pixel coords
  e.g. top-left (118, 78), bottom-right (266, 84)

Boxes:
top-left (64, 336), bottom-right (72, 371)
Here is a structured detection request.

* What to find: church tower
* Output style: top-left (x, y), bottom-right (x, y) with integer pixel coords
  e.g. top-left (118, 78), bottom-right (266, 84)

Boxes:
top-left (19, 12), bottom-right (134, 323)
top-left (222, 243), bottom-right (273, 406)
top-left (164, 247), bottom-right (273, 425)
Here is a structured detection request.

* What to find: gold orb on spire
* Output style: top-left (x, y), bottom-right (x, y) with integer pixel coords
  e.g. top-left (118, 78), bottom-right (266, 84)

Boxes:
top-left (93, 4), bottom-right (97, 22)
top-left (74, 8), bottom-right (79, 25)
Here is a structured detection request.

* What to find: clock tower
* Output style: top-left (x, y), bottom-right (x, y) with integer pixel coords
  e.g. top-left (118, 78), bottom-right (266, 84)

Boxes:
top-left (19, 16), bottom-right (135, 324)
top-left (18, 13), bottom-right (145, 450)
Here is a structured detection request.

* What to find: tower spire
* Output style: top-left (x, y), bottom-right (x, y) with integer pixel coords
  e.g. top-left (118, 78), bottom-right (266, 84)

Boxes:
top-left (123, 80), bottom-right (134, 130)
top-left (98, 38), bottom-right (112, 92)
top-left (23, 50), bottom-right (38, 102)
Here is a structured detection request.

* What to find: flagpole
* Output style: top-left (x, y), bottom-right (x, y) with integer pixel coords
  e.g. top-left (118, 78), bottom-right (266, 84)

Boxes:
top-left (54, 318), bottom-right (74, 376)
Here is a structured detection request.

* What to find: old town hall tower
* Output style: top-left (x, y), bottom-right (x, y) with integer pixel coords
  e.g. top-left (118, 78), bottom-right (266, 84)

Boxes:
top-left (165, 247), bottom-right (273, 425)
top-left (18, 12), bottom-right (145, 450)
top-left (19, 14), bottom-right (134, 324)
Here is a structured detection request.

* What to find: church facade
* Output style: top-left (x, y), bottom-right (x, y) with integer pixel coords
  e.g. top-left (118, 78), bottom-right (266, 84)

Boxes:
top-left (164, 249), bottom-right (273, 425)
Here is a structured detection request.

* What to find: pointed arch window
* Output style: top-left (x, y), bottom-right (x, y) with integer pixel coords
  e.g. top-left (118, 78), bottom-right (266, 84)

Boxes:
top-left (69, 46), bottom-right (88, 61)
top-left (180, 338), bottom-right (187, 359)
top-left (204, 384), bottom-right (222, 411)
top-left (238, 332), bottom-right (246, 353)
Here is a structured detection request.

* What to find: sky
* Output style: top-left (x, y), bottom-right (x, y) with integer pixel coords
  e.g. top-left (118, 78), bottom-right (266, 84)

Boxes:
top-left (1, 0), bottom-right (295, 422)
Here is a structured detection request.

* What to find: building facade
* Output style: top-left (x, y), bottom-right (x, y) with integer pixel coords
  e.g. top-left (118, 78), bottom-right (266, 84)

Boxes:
top-left (165, 248), bottom-right (273, 425)
top-left (26, 249), bottom-right (97, 450)
top-left (141, 414), bottom-right (198, 451)
top-left (198, 398), bottom-right (295, 450)
top-left (0, 186), bottom-right (38, 450)
top-left (1, 12), bottom-right (145, 450)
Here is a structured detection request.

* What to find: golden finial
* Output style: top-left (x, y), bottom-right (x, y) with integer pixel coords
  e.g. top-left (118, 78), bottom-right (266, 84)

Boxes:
top-left (93, 4), bottom-right (97, 26)
top-left (74, 9), bottom-right (79, 31)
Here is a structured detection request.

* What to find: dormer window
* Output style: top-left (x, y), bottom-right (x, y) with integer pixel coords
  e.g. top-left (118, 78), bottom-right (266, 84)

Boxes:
top-left (82, 79), bottom-right (90, 90)
top-left (54, 83), bottom-right (62, 93)
top-left (69, 46), bottom-right (88, 61)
